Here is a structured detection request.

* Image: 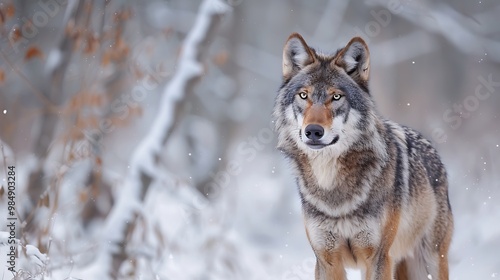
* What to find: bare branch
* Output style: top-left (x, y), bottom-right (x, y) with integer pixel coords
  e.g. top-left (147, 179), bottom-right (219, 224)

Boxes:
top-left (0, 50), bottom-right (55, 110)
top-left (24, 0), bottom-right (87, 230)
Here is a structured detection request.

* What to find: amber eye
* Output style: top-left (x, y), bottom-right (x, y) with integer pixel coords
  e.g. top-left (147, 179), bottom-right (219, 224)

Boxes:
top-left (299, 92), bottom-right (308, 99)
top-left (332, 94), bottom-right (342, 101)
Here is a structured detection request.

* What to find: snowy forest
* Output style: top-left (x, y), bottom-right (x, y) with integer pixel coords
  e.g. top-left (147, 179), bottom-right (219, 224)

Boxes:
top-left (0, 0), bottom-right (499, 279)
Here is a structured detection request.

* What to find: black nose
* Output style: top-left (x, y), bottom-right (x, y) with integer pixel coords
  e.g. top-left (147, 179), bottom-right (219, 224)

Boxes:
top-left (304, 124), bottom-right (324, 140)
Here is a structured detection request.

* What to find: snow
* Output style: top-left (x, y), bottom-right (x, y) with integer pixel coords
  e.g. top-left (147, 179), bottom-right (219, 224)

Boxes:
top-left (0, 233), bottom-right (49, 279)
top-left (0, 231), bottom-right (9, 243)
top-left (25, 245), bottom-right (47, 267)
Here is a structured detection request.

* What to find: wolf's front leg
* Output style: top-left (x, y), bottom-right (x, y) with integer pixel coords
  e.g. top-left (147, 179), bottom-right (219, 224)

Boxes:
top-left (315, 253), bottom-right (346, 280)
top-left (364, 209), bottom-right (400, 280)
top-left (365, 253), bottom-right (393, 280)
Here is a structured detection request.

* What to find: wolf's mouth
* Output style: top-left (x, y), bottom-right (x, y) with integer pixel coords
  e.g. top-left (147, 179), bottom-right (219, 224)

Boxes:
top-left (305, 135), bottom-right (339, 150)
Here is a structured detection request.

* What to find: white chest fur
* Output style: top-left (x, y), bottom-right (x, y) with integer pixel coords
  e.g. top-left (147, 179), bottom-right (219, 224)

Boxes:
top-left (309, 152), bottom-right (339, 190)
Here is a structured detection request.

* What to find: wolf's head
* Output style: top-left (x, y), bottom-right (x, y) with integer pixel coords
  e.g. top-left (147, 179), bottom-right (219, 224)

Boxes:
top-left (274, 33), bottom-right (379, 157)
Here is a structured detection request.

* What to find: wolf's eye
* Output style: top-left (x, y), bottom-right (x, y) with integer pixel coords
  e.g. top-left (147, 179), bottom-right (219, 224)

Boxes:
top-left (332, 94), bottom-right (342, 101)
top-left (299, 92), bottom-right (308, 99)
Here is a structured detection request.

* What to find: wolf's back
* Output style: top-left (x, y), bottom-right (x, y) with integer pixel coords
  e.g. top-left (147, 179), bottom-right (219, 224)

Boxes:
top-left (403, 126), bottom-right (451, 205)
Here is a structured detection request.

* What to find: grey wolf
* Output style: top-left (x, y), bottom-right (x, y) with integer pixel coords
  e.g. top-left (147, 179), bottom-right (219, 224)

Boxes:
top-left (273, 33), bottom-right (453, 280)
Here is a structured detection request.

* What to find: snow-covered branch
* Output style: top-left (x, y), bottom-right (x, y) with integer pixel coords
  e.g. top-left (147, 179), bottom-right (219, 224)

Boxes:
top-left (95, 0), bottom-right (229, 277)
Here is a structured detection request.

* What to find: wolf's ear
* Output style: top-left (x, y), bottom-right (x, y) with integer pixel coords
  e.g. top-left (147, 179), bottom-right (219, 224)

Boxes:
top-left (334, 37), bottom-right (370, 87)
top-left (282, 33), bottom-right (316, 80)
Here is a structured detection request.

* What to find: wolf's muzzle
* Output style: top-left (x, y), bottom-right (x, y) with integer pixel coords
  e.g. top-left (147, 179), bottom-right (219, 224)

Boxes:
top-left (305, 134), bottom-right (339, 150)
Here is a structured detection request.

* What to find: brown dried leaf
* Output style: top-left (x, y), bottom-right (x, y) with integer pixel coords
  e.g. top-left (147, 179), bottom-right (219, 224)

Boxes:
top-left (131, 64), bottom-right (144, 79)
top-left (84, 34), bottom-right (99, 54)
top-left (65, 18), bottom-right (75, 36)
top-left (116, 39), bottom-right (129, 59)
top-left (0, 9), bottom-right (4, 26)
top-left (9, 25), bottom-right (22, 43)
top-left (95, 156), bottom-right (102, 166)
top-left (70, 96), bottom-right (79, 110)
top-left (113, 8), bottom-right (133, 22)
top-left (40, 194), bottom-right (50, 208)
top-left (101, 51), bottom-right (111, 66)
top-left (5, 4), bottom-right (15, 18)
top-left (108, 115), bottom-right (128, 127)
top-left (213, 51), bottom-right (228, 66)
top-left (68, 151), bottom-right (75, 162)
top-left (22, 19), bottom-right (34, 34)
top-left (25, 46), bottom-right (44, 61)
top-left (0, 68), bottom-right (5, 84)
top-left (130, 106), bottom-right (143, 117)
top-left (73, 31), bottom-right (83, 51)
top-left (79, 190), bottom-right (88, 202)
top-left (0, 5), bottom-right (13, 25)
top-left (122, 8), bottom-right (133, 20)
top-left (90, 182), bottom-right (99, 197)
top-left (90, 94), bottom-right (103, 106)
